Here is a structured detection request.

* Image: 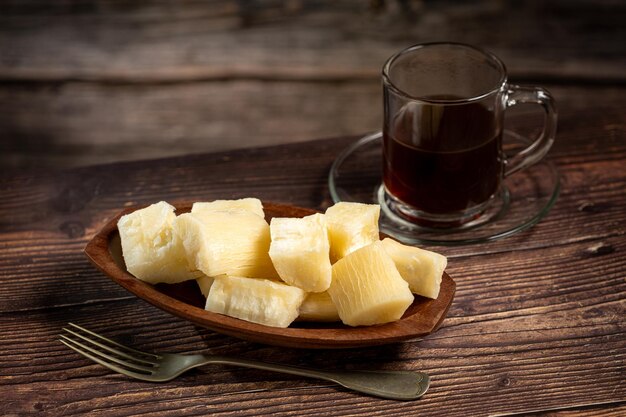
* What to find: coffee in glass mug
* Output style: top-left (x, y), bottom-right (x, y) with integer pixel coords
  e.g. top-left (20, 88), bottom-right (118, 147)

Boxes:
top-left (382, 43), bottom-right (557, 228)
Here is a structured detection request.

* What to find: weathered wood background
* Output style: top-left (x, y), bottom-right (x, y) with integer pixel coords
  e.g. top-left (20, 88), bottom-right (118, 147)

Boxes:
top-left (1, 2), bottom-right (625, 415)
top-left (1, 0), bottom-right (625, 170)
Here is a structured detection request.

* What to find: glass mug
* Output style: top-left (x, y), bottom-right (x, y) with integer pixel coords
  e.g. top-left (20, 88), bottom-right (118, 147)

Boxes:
top-left (382, 42), bottom-right (557, 228)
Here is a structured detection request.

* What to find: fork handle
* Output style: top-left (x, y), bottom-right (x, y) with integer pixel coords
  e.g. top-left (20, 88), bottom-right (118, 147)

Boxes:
top-left (202, 355), bottom-right (429, 400)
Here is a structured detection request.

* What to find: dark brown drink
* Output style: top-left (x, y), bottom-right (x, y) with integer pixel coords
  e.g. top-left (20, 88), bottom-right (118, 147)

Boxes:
top-left (380, 43), bottom-right (556, 230)
top-left (383, 98), bottom-right (504, 216)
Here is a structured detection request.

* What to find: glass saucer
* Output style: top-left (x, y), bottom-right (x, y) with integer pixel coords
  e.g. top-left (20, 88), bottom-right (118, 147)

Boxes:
top-left (328, 131), bottom-right (561, 246)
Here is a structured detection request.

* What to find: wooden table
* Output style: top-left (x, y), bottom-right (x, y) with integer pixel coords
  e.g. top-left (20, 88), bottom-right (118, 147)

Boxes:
top-left (2, 1), bottom-right (626, 170)
top-left (1, 82), bottom-right (625, 415)
top-left (1, 1), bottom-right (625, 415)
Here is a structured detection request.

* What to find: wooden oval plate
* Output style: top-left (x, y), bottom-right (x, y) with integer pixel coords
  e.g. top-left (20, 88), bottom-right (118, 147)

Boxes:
top-left (84, 202), bottom-right (455, 349)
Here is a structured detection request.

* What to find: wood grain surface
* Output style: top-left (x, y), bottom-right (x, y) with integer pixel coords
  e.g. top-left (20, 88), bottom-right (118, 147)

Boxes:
top-left (1, 1), bottom-right (625, 416)
top-left (2, 0), bottom-right (625, 169)
top-left (1, 101), bottom-right (625, 415)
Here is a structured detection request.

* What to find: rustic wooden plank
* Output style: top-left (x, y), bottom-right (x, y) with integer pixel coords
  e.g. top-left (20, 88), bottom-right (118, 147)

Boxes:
top-left (1, 1), bottom-right (625, 170)
top-left (0, 236), bottom-right (623, 416)
top-left (0, 91), bottom-right (625, 312)
top-left (1, 1), bottom-right (624, 82)
top-left (0, 140), bottom-right (622, 234)
top-left (0, 175), bottom-right (622, 314)
top-left (497, 403), bottom-right (626, 417)
top-left (1, 80), bottom-right (624, 170)
top-left (1, 152), bottom-right (623, 403)
top-left (0, 80), bottom-right (382, 169)
top-left (0, 62), bottom-right (624, 415)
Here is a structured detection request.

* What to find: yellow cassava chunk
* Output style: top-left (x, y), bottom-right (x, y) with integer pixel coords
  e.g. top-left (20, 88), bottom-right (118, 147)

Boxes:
top-left (328, 241), bottom-right (414, 326)
top-left (192, 198), bottom-right (264, 218)
top-left (117, 201), bottom-right (199, 284)
top-left (196, 275), bottom-right (215, 297)
top-left (298, 291), bottom-right (340, 322)
top-left (325, 202), bottom-right (380, 262)
top-left (269, 213), bottom-right (332, 292)
top-left (174, 211), bottom-right (278, 279)
top-left (206, 275), bottom-right (305, 328)
top-left (380, 238), bottom-right (447, 299)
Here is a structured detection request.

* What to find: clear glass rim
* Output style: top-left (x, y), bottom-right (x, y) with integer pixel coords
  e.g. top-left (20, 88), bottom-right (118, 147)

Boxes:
top-left (382, 42), bottom-right (508, 105)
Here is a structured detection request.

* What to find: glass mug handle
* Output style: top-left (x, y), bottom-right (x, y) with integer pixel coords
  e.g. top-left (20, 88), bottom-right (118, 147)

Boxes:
top-left (504, 85), bottom-right (558, 177)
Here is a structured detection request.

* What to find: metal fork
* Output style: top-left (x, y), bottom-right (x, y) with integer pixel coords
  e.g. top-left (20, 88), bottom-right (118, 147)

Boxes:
top-left (59, 323), bottom-right (429, 400)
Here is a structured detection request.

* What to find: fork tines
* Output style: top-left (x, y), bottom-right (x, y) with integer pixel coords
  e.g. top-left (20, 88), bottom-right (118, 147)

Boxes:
top-left (60, 323), bottom-right (159, 377)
